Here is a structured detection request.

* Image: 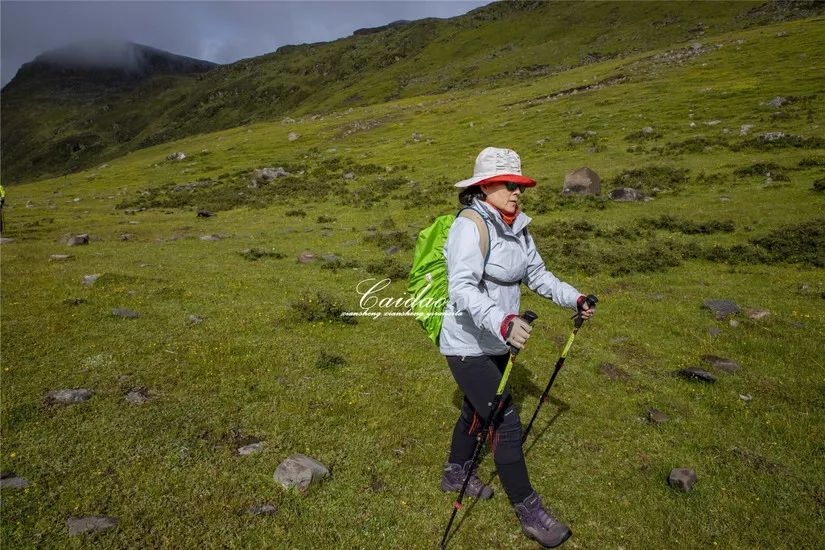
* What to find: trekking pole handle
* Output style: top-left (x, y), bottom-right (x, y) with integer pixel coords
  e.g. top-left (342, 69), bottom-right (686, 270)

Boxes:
top-left (510, 310), bottom-right (538, 356)
top-left (572, 295), bottom-right (598, 328)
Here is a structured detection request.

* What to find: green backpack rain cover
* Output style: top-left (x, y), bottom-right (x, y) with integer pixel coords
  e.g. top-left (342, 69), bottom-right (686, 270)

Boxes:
top-left (407, 207), bottom-right (489, 345)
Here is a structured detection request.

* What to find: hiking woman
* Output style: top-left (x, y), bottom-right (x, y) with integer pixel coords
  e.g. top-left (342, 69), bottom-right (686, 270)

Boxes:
top-left (439, 147), bottom-right (593, 548)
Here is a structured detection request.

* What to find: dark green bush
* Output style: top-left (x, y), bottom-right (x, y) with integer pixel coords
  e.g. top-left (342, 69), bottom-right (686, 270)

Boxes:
top-left (363, 230), bottom-right (414, 250)
top-left (639, 215), bottom-right (735, 234)
top-left (366, 258), bottom-right (410, 280)
top-left (316, 351), bottom-right (346, 370)
top-left (239, 248), bottom-right (285, 261)
top-left (317, 215), bottom-right (337, 223)
top-left (812, 178), bottom-right (825, 192)
top-left (610, 165), bottom-right (689, 194)
top-left (290, 291), bottom-right (357, 324)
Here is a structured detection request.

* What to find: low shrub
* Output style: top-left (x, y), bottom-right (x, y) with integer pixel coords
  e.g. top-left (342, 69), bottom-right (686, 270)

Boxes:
top-left (610, 165), bottom-right (689, 194)
top-left (316, 351), bottom-right (346, 370)
top-left (290, 291), bottom-right (357, 324)
top-left (239, 248), bottom-right (285, 261)
top-left (639, 215), bottom-right (735, 234)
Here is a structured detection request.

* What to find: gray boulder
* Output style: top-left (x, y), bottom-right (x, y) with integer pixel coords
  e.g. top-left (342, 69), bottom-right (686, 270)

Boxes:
top-left (0, 472), bottom-right (30, 490)
top-left (112, 308), bottom-right (140, 318)
top-left (767, 96), bottom-right (786, 108)
top-left (50, 254), bottom-right (72, 261)
top-left (563, 167), bottom-right (601, 196)
top-left (647, 408), bottom-right (669, 424)
top-left (608, 188), bottom-right (644, 201)
top-left (46, 389), bottom-right (92, 405)
top-left (668, 468), bottom-right (697, 491)
top-left (702, 299), bottom-right (740, 319)
top-left (238, 442), bottom-right (264, 456)
top-left (67, 516), bottom-right (119, 535)
top-left (166, 152), bottom-right (186, 161)
top-left (82, 274), bottom-right (101, 286)
top-left (274, 454), bottom-right (330, 491)
top-left (701, 355), bottom-right (740, 373)
top-left (250, 167), bottom-right (289, 187)
top-left (248, 503), bottom-right (278, 515)
top-left (677, 367), bottom-right (716, 383)
top-left (67, 234), bottom-right (89, 246)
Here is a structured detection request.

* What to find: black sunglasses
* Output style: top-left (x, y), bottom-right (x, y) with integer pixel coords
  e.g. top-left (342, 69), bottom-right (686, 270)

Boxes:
top-left (505, 182), bottom-right (527, 192)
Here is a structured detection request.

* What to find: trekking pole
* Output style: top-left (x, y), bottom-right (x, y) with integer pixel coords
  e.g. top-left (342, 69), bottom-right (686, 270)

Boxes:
top-left (522, 295), bottom-right (597, 444)
top-left (438, 310), bottom-right (538, 550)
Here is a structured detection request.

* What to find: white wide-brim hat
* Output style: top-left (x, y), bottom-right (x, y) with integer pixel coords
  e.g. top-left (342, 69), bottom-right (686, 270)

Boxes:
top-left (454, 146), bottom-right (537, 188)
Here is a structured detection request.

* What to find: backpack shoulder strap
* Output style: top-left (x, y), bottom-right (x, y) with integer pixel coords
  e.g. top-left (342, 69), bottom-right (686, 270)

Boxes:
top-left (457, 207), bottom-right (490, 264)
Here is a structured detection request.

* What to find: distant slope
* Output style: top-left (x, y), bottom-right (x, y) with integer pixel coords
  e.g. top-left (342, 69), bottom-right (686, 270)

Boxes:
top-left (2, 0), bottom-right (823, 184)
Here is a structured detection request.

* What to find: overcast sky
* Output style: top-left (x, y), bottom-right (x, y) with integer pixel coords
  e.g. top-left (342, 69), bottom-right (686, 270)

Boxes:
top-left (1, 1), bottom-right (489, 87)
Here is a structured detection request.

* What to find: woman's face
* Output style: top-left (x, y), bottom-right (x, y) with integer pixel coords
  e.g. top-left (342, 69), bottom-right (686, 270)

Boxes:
top-left (481, 182), bottom-right (524, 214)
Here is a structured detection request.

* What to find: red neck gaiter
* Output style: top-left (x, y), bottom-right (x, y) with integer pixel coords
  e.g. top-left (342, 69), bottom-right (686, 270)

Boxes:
top-left (485, 200), bottom-right (519, 226)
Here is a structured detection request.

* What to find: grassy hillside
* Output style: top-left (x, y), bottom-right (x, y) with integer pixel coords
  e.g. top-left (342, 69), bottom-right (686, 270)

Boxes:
top-left (2, 5), bottom-right (824, 549)
top-left (3, 0), bottom-right (825, 184)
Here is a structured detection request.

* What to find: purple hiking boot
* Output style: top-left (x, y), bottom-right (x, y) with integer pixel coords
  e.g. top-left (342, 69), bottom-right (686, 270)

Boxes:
top-left (440, 461), bottom-right (494, 500)
top-left (514, 492), bottom-right (572, 548)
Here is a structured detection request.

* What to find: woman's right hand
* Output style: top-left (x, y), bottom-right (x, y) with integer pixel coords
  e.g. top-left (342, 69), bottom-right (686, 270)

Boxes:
top-left (501, 314), bottom-right (533, 349)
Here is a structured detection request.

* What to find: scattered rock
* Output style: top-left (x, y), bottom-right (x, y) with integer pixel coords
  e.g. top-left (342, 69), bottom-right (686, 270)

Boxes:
top-left (0, 237), bottom-right (15, 244)
top-left (384, 246), bottom-right (401, 255)
top-left (321, 254), bottom-right (341, 263)
top-left (125, 387), bottom-right (150, 405)
top-left (166, 152), bottom-right (186, 161)
top-left (758, 131), bottom-right (785, 142)
top-left (740, 394), bottom-right (753, 401)
top-left (740, 124), bottom-right (754, 136)
top-left (26, 200), bottom-right (34, 208)
top-left (189, 314), bottom-right (203, 325)
top-left (708, 327), bottom-right (721, 336)
top-left (411, 132), bottom-right (423, 142)
top-left (647, 408), bottom-right (669, 424)
top-left (112, 308), bottom-right (140, 319)
top-left (598, 362), bottom-right (629, 381)
top-left (247, 503), bottom-right (278, 516)
top-left (702, 299), bottom-right (740, 319)
top-left (199, 235), bottom-right (221, 241)
top-left (197, 210), bottom-right (215, 218)
top-left (298, 251), bottom-right (317, 263)
top-left (67, 234), bottom-right (89, 246)
top-left (767, 96), bottom-right (786, 108)
top-left (609, 336), bottom-right (629, 344)
top-left (67, 515), bottom-right (119, 535)
top-left (608, 187), bottom-right (645, 201)
top-left (50, 254), bottom-right (72, 261)
top-left (342, 172), bottom-right (356, 180)
top-left (729, 319), bottom-right (740, 328)
top-left (677, 367), bottom-right (716, 383)
top-left (641, 126), bottom-right (655, 134)
top-left (120, 233), bottom-right (133, 241)
top-left (82, 274), bottom-right (101, 286)
top-left (287, 132), bottom-right (300, 142)
top-left (46, 388), bottom-right (92, 405)
top-left (274, 454), bottom-right (330, 491)
top-left (563, 167), bottom-right (601, 196)
top-left (705, 120), bottom-right (721, 126)
top-left (238, 442), bottom-right (264, 456)
top-left (747, 309), bottom-right (770, 320)
top-left (700, 355), bottom-right (740, 373)
top-left (250, 167), bottom-right (289, 187)
top-left (0, 473), bottom-right (30, 490)
top-left (668, 468), bottom-right (697, 491)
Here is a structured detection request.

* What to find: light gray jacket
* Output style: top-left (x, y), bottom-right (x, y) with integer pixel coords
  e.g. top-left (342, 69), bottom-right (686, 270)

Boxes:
top-left (438, 198), bottom-right (582, 356)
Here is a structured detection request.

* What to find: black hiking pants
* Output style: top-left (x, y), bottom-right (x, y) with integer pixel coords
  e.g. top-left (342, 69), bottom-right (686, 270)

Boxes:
top-left (446, 353), bottom-right (533, 505)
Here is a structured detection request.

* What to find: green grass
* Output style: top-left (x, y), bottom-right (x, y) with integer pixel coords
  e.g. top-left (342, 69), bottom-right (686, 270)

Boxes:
top-left (2, 7), bottom-right (825, 549)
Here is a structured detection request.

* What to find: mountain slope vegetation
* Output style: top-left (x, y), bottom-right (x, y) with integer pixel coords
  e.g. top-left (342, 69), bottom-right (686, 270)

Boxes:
top-left (2, 0), bottom-right (823, 184)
